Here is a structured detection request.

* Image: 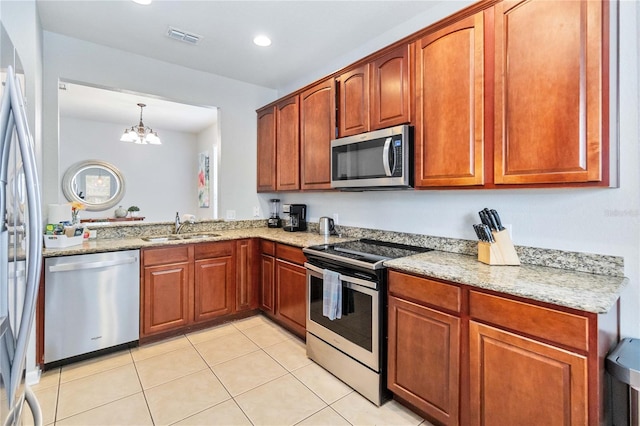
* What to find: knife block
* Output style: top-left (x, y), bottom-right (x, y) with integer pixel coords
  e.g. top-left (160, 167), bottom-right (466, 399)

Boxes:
top-left (477, 230), bottom-right (520, 266)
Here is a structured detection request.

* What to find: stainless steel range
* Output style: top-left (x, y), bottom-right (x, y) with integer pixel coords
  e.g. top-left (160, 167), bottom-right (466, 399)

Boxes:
top-left (303, 239), bottom-right (432, 405)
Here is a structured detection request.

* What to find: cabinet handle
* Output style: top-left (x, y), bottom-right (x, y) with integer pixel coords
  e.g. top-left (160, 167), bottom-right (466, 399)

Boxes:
top-left (383, 137), bottom-right (393, 176)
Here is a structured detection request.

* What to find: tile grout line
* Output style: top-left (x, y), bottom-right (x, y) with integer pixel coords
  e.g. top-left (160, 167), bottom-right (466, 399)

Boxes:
top-left (130, 346), bottom-right (158, 425)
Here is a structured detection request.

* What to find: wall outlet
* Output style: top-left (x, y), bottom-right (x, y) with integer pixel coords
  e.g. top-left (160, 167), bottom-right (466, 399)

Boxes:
top-left (226, 210), bottom-right (236, 220)
top-left (332, 213), bottom-right (339, 225)
top-left (253, 206), bottom-right (260, 217)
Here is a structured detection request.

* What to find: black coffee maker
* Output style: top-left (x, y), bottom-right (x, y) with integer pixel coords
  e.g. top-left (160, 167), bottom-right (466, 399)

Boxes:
top-left (282, 204), bottom-right (307, 232)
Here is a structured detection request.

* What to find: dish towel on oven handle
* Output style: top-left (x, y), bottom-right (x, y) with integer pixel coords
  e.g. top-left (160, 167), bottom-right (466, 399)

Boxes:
top-left (322, 269), bottom-right (342, 320)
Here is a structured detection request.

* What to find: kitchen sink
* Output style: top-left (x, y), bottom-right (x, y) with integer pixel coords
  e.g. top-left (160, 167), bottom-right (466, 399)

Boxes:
top-left (141, 235), bottom-right (181, 242)
top-left (179, 233), bottom-right (220, 239)
top-left (141, 233), bottom-right (221, 242)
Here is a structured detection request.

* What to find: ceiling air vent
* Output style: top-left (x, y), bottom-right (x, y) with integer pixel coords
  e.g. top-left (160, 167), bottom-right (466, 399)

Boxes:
top-left (166, 27), bottom-right (202, 45)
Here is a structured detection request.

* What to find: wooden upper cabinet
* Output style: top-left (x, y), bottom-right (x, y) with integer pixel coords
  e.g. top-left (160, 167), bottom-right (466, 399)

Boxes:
top-left (337, 64), bottom-right (369, 137)
top-left (256, 106), bottom-right (276, 192)
top-left (276, 96), bottom-right (300, 190)
top-left (300, 78), bottom-right (336, 190)
top-left (370, 44), bottom-right (412, 131)
top-left (494, 0), bottom-right (606, 184)
top-left (415, 12), bottom-right (485, 188)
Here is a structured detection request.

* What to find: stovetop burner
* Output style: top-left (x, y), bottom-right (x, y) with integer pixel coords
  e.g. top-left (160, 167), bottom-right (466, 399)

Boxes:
top-left (303, 239), bottom-right (432, 270)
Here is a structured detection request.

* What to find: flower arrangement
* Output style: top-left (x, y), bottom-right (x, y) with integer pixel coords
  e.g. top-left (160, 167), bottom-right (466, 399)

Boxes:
top-left (70, 201), bottom-right (85, 224)
top-left (127, 206), bottom-right (140, 212)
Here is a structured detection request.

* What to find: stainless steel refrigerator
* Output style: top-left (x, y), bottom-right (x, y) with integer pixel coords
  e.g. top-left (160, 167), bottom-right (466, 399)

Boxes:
top-left (0, 27), bottom-right (43, 425)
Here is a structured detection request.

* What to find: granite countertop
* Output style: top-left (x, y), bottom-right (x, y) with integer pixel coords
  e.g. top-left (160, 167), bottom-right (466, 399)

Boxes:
top-left (43, 226), bottom-right (627, 315)
top-left (42, 228), bottom-right (350, 257)
top-left (384, 250), bottom-right (627, 314)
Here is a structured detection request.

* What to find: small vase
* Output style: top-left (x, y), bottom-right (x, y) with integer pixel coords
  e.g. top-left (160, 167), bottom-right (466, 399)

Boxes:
top-left (130, 211), bottom-right (139, 217)
top-left (114, 205), bottom-right (127, 218)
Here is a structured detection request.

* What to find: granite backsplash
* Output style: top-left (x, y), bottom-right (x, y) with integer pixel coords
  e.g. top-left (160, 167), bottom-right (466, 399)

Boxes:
top-left (87, 219), bottom-right (624, 278)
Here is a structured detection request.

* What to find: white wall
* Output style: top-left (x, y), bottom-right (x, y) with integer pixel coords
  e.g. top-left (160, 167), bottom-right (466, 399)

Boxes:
top-left (271, 1), bottom-right (640, 339)
top-left (58, 116), bottom-right (199, 222)
top-left (42, 31), bottom-right (277, 224)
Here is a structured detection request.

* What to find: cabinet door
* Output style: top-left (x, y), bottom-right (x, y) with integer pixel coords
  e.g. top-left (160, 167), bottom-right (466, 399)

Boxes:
top-left (494, 0), bottom-right (605, 184)
top-left (257, 106), bottom-right (277, 192)
top-left (338, 64), bottom-right (369, 137)
top-left (260, 254), bottom-right (275, 314)
top-left (275, 259), bottom-right (306, 337)
top-left (469, 321), bottom-right (588, 426)
top-left (388, 295), bottom-right (460, 426)
top-left (236, 239), bottom-right (258, 312)
top-left (415, 12), bottom-right (484, 187)
top-left (276, 96), bottom-right (300, 190)
top-left (142, 262), bottom-right (190, 337)
top-left (370, 44), bottom-right (412, 131)
top-left (194, 255), bottom-right (235, 322)
top-left (300, 78), bottom-right (336, 190)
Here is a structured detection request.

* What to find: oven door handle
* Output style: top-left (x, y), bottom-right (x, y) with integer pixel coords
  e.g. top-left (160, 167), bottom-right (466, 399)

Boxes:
top-left (305, 262), bottom-right (378, 291)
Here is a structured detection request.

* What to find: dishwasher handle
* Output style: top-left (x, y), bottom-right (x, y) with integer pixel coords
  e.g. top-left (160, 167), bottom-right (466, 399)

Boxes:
top-left (48, 256), bottom-right (138, 273)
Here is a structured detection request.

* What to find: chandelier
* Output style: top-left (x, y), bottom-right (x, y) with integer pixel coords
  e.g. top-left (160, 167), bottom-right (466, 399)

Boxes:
top-left (120, 103), bottom-right (161, 145)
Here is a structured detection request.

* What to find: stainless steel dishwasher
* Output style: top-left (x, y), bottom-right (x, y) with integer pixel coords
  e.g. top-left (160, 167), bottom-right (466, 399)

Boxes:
top-left (44, 249), bottom-right (140, 364)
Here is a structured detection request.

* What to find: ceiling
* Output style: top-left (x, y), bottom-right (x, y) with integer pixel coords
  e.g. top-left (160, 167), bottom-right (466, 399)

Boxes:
top-left (39, 0), bottom-right (442, 133)
top-left (58, 81), bottom-right (218, 134)
top-left (36, 0), bottom-right (441, 91)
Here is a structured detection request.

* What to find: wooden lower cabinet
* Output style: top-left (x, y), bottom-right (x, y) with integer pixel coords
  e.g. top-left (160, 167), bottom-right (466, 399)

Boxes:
top-left (142, 260), bottom-right (191, 336)
top-left (387, 270), bottom-right (619, 426)
top-left (141, 240), bottom-right (258, 339)
top-left (194, 256), bottom-right (235, 322)
top-left (236, 239), bottom-right (258, 312)
top-left (275, 258), bottom-right (306, 337)
top-left (260, 253), bottom-right (275, 313)
top-left (388, 295), bottom-right (460, 425)
top-left (469, 321), bottom-right (587, 426)
top-left (259, 242), bottom-right (307, 338)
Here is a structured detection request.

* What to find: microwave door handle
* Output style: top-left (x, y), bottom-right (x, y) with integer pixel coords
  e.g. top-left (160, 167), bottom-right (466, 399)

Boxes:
top-left (382, 137), bottom-right (393, 176)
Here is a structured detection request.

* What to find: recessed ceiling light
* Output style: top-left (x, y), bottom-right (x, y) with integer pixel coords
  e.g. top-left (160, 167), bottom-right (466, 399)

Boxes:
top-left (253, 35), bottom-right (272, 47)
top-left (132, 0), bottom-right (152, 5)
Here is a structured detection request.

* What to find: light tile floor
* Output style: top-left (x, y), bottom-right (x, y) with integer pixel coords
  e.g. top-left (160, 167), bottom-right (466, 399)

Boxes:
top-left (27, 315), bottom-right (433, 426)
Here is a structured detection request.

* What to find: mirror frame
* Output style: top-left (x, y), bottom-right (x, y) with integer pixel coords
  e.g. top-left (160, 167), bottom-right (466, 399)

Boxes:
top-left (62, 160), bottom-right (125, 211)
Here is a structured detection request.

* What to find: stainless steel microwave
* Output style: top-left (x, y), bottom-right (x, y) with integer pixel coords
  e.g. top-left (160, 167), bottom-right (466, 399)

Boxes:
top-left (330, 124), bottom-right (412, 190)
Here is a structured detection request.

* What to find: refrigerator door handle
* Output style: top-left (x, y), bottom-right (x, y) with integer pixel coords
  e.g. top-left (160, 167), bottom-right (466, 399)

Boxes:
top-left (4, 66), bottom-right (43, 408)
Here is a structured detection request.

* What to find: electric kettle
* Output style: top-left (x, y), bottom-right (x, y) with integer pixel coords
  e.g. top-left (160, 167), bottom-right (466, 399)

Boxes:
top-left (318, 216), bottom-right (335, 236)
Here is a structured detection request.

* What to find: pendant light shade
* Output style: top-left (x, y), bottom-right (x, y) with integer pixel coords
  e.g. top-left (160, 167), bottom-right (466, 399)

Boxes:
top-left (120, 103), bottom-right (161, 145)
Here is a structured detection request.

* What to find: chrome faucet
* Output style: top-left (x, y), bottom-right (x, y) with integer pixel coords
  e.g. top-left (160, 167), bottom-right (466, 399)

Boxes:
top-left (174, 212), bottom-right (181, 234)
top-left (174, 212), bottom-right (195, 234)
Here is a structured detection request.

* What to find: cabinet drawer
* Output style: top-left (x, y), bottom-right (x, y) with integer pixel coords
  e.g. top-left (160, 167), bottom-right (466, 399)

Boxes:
top-left (469, 291), bottom-right (589, 352)
top-left (261, 239), bottom-right (276, 256)
top-left (388, 270), bottom-right (461, 313)
top-left (195, 241), bottom-right (234, 260)
top-left (276, 243), bottom-right (306, 265)
top-left (142, 245), bottom-right (191, 267)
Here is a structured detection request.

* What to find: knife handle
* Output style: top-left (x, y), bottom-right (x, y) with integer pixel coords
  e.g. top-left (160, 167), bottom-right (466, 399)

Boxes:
top-left (478, 210), bottom-right (491, 227)
top-left (490, 209), bottom-right (505, 231)
top-left (473, 224), bottom-right (483, 241)
top-left (483, 208), bottom-right (499, 231)
top-left (482, 224), bottom-right (495, 243)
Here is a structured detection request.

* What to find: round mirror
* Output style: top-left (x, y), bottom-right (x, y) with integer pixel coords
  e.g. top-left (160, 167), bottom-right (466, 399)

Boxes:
top-left (62, 160), bottom-right (125, 211)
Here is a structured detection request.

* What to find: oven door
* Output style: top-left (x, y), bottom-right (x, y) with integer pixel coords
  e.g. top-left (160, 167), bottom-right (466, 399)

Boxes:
top-left (305, 262), bottom-right (380, 372)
